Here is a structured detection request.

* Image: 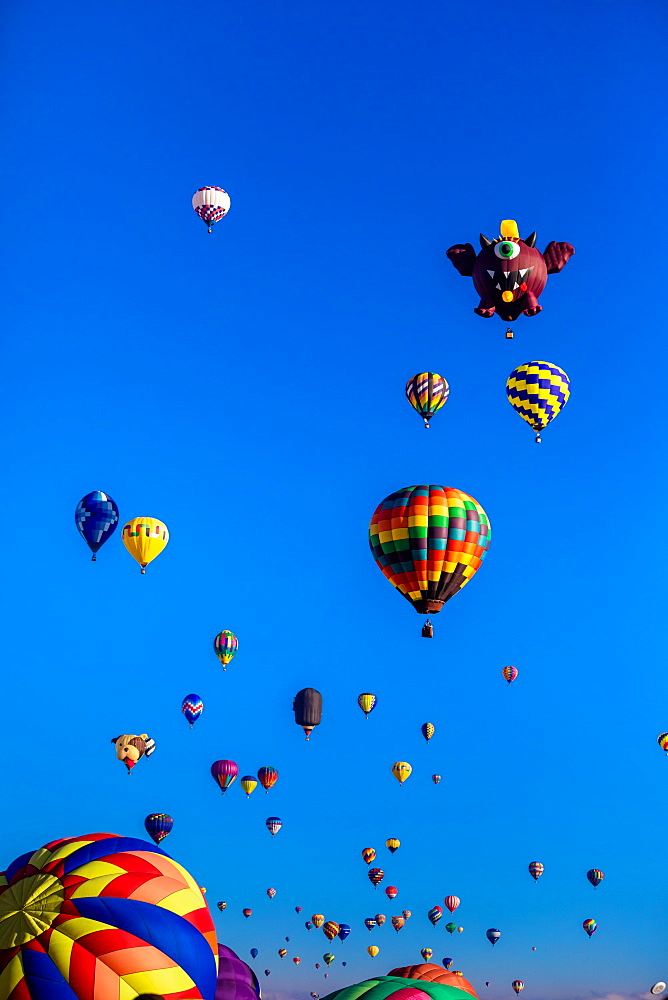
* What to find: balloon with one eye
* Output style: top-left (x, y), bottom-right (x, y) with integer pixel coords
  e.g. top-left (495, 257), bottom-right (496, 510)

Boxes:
top-left (446, 219), bottom-right (574, 323)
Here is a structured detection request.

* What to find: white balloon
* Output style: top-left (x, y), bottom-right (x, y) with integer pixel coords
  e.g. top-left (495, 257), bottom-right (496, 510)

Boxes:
top-left (650, 984), bottom-right (666, 996)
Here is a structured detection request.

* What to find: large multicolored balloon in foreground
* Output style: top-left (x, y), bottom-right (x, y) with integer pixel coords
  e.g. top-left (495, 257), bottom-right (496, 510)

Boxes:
top-left (446, 218), bottom-right (574, 322)
top-left (405, 372), bottom-right (450, 428)
top-left (389, 964), bottom-right (477, 997)
top-left (192, 185), bottom-right (231, 232)
top-left (321, 977), bottom-right (477, 1000)
top-left (506, 362), bottom-right (571, 443)
top-left (0, 832), bottom-right (217, 999)
top-left (75, 491), bottom-right (119, 560)
top-left (121, 516), bottom-right (169, 572)
top-left (369, 486), bottom-right (491, 624)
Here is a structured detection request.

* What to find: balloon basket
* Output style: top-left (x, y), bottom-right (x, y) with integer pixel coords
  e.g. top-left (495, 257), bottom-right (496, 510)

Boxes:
top-left (505, 328), bottom-right (514, 339)
top-left (421, 623), bottom-right (434, 638)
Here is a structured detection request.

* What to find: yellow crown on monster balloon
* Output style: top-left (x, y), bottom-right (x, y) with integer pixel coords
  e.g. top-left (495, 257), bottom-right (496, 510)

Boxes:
top-left (499, 219), bottom-right (520, 240)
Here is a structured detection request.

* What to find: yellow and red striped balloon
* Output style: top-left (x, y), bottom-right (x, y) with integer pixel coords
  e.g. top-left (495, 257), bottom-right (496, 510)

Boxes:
top-left (0, 832), bottom-right (217, 999)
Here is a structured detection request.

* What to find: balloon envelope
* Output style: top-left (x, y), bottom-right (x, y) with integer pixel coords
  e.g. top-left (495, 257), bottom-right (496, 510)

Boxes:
top-left (293, 687), bottom-right (323, 739)
top-left (122, 516), bottom-right (169, 572)
top-left (144, 812), bottom-right (173, 844)
top-left (214, 630), bottom-right (238, 668)
top-left (192, 186), bottom-right (231, 231)
top-left (0, 833), bottom-right (217, 999)
top-left (75, 491), bottom-right (119, 558)
top-left (486, 928), bottom-right (501, 946)
top-left (358, 693), bottom-right (378, 717)
top-left (506, 362), bottom-right (570, 441)
top-left (182, 693), bottom-right (204, 727)
top-left (211, 760), bottom-right (239, 793)
top-left (405, 372), bottom-right (450, 427)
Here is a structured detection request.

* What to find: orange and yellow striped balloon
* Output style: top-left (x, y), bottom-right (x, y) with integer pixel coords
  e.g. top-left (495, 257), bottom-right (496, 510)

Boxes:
top-left (0, 832), bottom-right (217, 999)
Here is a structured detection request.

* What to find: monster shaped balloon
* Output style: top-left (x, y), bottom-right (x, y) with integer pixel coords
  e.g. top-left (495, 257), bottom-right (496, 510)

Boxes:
top-left (446, 219), bottom-right (574, 322)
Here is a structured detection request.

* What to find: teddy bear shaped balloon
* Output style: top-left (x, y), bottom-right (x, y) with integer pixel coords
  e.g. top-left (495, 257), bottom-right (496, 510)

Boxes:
top-left (446, 219), bottom-right (574, 323)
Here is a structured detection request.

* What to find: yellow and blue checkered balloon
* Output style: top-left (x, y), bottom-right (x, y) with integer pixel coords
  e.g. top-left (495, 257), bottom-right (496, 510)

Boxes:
top-left (506, 361), bottom-right (570, 442)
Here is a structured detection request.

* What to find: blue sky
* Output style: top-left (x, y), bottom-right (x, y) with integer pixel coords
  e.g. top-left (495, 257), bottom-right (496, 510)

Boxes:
top-left (2, 0), bottom-right (668, 998)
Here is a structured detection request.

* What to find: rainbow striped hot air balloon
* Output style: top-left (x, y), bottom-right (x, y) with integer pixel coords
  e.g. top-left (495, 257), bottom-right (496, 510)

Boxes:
top-left (182, 693), bottom-right (204, 728)
top-left (506, 361), bottom-right (570, 443)
top-left (258, 765), bottom-right (279, 792)
top-left (368, 868), bottom-right (384, 887)
top-left (0, 833), bottom-right (217, 999)
top-left (583, 918), bottom-right (597, 937)
top-left (405, 372), bottom-right (450, 428)
top-left (420, 948), bottom-right (433, 961)
top-left (528, 861), bottom-right (544, 881)
top-left (586, 869), bottom-right (604, 888)
top-left (502, 666), bottom-right (518, 684)
top-left (512, 982), bottom-right (524, 995)
top-left (213, 630), bottom-right (238, 670)
top-left (211, 759), bottom-right (238, 794)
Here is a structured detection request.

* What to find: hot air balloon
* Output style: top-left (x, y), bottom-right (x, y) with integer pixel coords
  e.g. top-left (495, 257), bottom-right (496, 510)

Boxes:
top-left (445, 923), bottom-right (457, 934)
top-left (75, 491), bottom-right (119, 560)
top-left (486, 928), bottom-right (501, 946)
top-left (0, 832), bottom-right (218, 1000)
top-left (213, 630), bottom-right (238, 670)
top-left (211, 760), bottom-right (239, 794)
top-left (293, 958), bottom-right (301, 966)
top-left (296, 906), bottom-right (303, 913)
top-left (457, 927), bottom-right (464, 934)
top-left (586, 869), bottom-right (604, 888)
top-left (528, 861), bottom-right (544, 881)
top-left (444, 896), bottom-right (460, 914)
top-left (266, 816), bottom-right (282, 836)
top-left (182, 693), bottom-right (204, 728)
top-left (312, 914), bottom-right (325, 929)
top-left (257, 765), bottom-right (278, 792)
top-left (392, 761), bottom-right (412, 785)
top-left (358, 693), bottom-right (378, 718)
top-left (583, 918), bottom-right (597, 937)
top-left (242, 909), bottom-right (252, 919)
top-left (306, 921), bottom-right (313, 930)
top-left (375, 914), bottom-right (386, 926)
top-left (285, 938), bottom-right (290, 943)
top-left (391, 916), bottom-right (405, 933)
top-left (250, 949), bottom-right (258, 959)
top-left (215, 946), bottom-right (259, 1000)
top-left (315, 965), bottom-right (321, 970)
top-left (421, 723), bottom-right (435, 743)
top-left (657, 733), bottom-right (668, 753)
top-left (446, 219), bottom-right (574, 322)
top-left (428, 906), bottom-right (442, 926)
top-left (405, 372), bottom-right (450, 428)
top-left (218, 902), bottom-right (227, 911)
top-left (443, 959), bottom-right (453, 969)
top-left (386, 838), bottom-right (400, 853)
top-left (432, 774), bottom-right (441, 784)
top-left (338, 924), bottom-right (351, 941)
top-left (387, 965), bottom-right (477, 996)
top-left (369, 486), bottom-right (491, 633)
top-left (323, 954), bottom-right (335, 967)
top-left (241, 776), bottom-right (257, 797)
top-left (278, 949), bottom-right (287, 958)
top-left (192, 186), bottom-right (231, 232)
top-left (266, 888), bottom-right (276, 899)
top-left (512, 983), bottom-right (524, 995)
top-left (323, 921), bottom-right (340, 941)
top-left (367, 946), bottom-right (380, 958)
top-left (121, 517), bottom-right (169, 573)
top-left (386, 886), bottom-right (398, 900)
top-left (362, 847), bottom-right (377, 864)
top-left (365, 918), bottom-right (377, 932)
top-left (264, 971), bottom-right (271, 977)
top-left (506, 362), bottom-right (570, 443)
top-left (650, 984), bottom-right (667, 996)
top-left (402, 910), bottom-right (412, 921)
top-left (293, 687), bottom-right (322, 739)
top-left (111, 733), bottom-right (156, 772)
top-left (144, 813), bottom-right (173, 845)
top-left (502, 666), bottom-right (518, 684)
top-left (420, 949), bottom-right (433, 962)
top-left (368, 868), bottom-right (384, 887)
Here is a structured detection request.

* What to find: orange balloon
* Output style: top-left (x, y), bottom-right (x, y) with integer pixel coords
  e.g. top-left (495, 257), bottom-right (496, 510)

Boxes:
top-left (388, 964), bottom-right (477, 998)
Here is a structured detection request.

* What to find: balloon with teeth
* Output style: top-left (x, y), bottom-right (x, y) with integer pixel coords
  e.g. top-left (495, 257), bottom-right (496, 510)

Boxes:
top-left (446, 219), bottom-right (574, 324)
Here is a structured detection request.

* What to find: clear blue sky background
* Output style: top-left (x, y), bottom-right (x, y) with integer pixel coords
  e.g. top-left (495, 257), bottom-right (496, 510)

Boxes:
top-left (1, 1), bottom-right (667, 998)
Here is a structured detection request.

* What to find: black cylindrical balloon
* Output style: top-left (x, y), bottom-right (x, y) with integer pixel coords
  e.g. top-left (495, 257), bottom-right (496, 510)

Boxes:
top-left (293, 688), bottom-right (322, 740)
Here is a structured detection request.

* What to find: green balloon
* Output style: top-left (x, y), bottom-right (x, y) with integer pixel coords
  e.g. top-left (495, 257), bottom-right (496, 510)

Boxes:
top-left (445, 922), bottom-right (457, 934)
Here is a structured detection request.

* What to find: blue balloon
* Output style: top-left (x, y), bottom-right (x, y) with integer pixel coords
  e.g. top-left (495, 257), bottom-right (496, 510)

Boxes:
top-left (250, 949), bottom-right (258, 959)
top-left (75, 491), bottom-right (119, 559)
top-left (337, 924), bottom-right (351, 941)
top-left (486, 928), bottom-right (501, 946)
top-left (182, 694), bottom-right (204, 727)
top-left (443, 958), bottom-right (453, 970)
top-left (342, 962), bottom-right (347, 968)
top-left (305, 921), bottom-right (313, 930)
